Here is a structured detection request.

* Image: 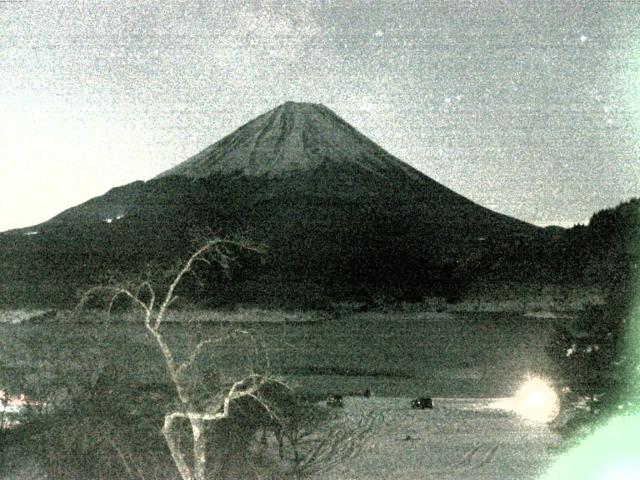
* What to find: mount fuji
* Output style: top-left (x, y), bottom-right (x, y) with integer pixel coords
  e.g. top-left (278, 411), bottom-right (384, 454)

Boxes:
top-left (1, 102), bottom-right (540, 306)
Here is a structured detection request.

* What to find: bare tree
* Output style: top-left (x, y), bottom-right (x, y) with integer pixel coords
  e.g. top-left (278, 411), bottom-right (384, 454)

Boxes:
top-left (77, 238), bottom-right (376, 480)
top-left (79, 239), bottom-right (281, 480)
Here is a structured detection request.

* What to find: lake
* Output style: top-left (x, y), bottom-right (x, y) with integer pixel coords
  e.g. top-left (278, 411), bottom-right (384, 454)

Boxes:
top-left (0, 309), bottom-right (564, 398)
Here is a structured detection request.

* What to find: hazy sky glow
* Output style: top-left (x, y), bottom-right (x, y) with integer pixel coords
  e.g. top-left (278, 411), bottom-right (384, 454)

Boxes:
top-left (1, 0), bottom-right (639, 231)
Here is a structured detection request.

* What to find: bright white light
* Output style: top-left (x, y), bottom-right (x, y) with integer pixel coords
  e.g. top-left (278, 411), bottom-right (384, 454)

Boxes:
top-left (527, 389), bottom-right (548, 408)
top-left (513, 377), bottom-right (560, 422)
top-left (580, 34), bottom-right (588, 43)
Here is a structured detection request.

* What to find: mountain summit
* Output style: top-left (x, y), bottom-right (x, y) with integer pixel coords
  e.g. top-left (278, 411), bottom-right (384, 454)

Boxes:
top-left (157, 102), bottom-right (423, 181)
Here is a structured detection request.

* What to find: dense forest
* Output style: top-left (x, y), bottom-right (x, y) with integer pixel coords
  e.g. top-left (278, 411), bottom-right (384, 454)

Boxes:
top-left (0, 194), bottom-right (637, 309)
top-left (544, 198), bottom-right (639, 432)
top-left (464, 197), bottom-right (639, 288)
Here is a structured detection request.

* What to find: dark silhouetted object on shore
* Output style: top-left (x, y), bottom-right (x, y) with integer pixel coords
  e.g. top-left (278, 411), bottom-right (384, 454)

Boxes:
top-left (411, 397), bottom-right (434, 409)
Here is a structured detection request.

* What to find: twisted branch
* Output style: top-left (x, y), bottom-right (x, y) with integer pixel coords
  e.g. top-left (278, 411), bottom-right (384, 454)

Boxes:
top-left (78, 238), bottom-right (265, 480)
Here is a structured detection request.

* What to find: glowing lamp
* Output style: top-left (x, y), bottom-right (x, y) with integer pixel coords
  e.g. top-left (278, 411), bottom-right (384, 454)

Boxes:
top-left (513, 377), bottom-right (560, 423)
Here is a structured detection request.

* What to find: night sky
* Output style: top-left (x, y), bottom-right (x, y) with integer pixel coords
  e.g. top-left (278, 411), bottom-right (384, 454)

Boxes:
top-left (1, 0), bottom-right (639, 231)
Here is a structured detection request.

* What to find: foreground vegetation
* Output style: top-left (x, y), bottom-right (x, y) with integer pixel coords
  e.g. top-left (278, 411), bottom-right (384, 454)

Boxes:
top-left (546, 199), bottom-right (640, 438)
top-left (0, 240), bottom-right (356, 480)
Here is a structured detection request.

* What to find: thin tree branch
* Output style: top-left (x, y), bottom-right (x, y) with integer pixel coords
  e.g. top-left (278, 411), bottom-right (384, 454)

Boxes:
top-left (175, 329), bottom-right (250, 378)
top-left (78, 237), bottom-right (265, 480)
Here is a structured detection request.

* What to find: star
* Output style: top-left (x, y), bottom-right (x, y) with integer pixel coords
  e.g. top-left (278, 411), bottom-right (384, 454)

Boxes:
top-left (580, 34), bottom-right (588, 43)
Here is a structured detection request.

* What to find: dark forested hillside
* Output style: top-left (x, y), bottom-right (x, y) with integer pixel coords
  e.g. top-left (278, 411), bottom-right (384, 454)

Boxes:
top-left (464, 198), bottom-right (639, 290)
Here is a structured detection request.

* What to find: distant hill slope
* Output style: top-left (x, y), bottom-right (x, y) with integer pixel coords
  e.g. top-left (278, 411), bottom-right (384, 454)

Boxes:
top-left (466, 197), bottom-right (640, 288)
top-left (0, 102), bottom-right (541, 307)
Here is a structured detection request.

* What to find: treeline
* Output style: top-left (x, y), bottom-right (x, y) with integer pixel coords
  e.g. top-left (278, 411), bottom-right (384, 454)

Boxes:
top-left (0, 187), bottom-right (637, 309)
top-left (464, 197), bottom-right (639, 288)
top-left (545, 198), bottom-right (639, 434)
